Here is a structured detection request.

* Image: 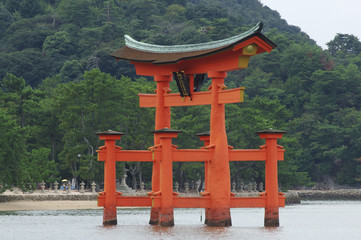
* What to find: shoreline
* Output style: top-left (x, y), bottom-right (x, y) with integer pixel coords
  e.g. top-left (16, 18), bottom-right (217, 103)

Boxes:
top-left (0, 190), bottom-right (99, 211)
top-left (0, 200), bottom-right (99, 211)
top-left (294, 189), bottom-right (361, 200)
top-left (1, 189), bottom-right (361, 211)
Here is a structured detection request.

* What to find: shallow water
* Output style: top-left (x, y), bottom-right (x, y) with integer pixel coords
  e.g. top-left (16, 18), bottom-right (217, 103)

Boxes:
top-left (1, 201), bottom-right (361, 240)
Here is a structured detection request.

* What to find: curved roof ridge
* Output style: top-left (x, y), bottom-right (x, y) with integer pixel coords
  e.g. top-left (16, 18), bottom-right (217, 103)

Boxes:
top-left (125, 22), bottom-right (263, 53)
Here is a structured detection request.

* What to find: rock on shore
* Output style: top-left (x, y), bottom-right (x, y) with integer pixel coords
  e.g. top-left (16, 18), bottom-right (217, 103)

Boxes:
top-left (295, 189), bottom-right (361, 200)
top-left (0, 193), bottom-right (98, 202)
top-left (285, 191), bottom-right (301, 204)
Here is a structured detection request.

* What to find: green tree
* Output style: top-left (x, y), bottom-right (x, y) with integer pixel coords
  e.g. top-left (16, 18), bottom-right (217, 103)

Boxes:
top-left (19, 0), bottom-right (45, 18)
top-left (226, 97), bottom-right (291, 149)
top-left (0, 49), bottom-right (51, 86)
top-left (53, 69), bottom-right (154, 184)
top-left (280, 44), bottom-right (323, 80)
top-left (58, 0), bottom-right (95, 27)
top-left (209, 18), bottom-right (233, 40)
top-left (60, 60), bottom-right (83, 82)
top-left (1, 0), bottom-right (348, 189)
top-left (306, 67), bottom-right (361, 117)
top-left (27, 147), bottom-right (58, 185)
top-left (5, 0), bottom-right (45, 18)
top-left (0, 108), bottom-right (27, 192)
top-left (4, 16), bottom-right (54, 51)
top-left (164, 4), bottom-right (186, 24)
top-left (77, 27), bottom-right (102, 57)
top-left (327, 34), bottom-right (361, 58)
top-left (42, 31), bottom-right (74, 56)
top-left (0, 73), bottom-right (44, 128)
top-left (0, 5), bottom-right (13, 34)
top-left (238, 67), bottom-right (281, 99)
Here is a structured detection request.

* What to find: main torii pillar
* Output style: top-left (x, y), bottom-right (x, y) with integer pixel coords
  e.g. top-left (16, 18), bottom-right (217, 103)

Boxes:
top-left (111, 22), bottom-right (277, 226)
top-left (149, 75), bottom-right (172, 225)
top-left (207, 71), bottom-right (231, 226)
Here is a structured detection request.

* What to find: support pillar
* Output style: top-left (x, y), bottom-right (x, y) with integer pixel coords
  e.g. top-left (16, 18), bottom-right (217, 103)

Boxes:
top-left (257, 129), bottom-right (286, 227)
top-left (150, 75), bottom-right (172, 225)
top-left (96, 130), bottom-right (125, 225)
top-left (152, 128), bottom-right (181, 226)
top-left (196, 131), bottom-right (210, 224)
top-left (207, 71), bottom-right (231, 227)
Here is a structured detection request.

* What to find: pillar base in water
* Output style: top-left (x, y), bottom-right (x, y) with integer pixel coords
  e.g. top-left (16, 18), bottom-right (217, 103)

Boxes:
top-left (149, 219), bottom-right (159, 225)
top-left (264, 210), bottom-right (279, 227)
top-left (149, 207), bottom-right (160, 225)
top-left (206, 218), bottom-right (232, 227)
top-left (159, 220), bottom-right (174, 227)
top-left (159, 209), bottom-right (174, 227)
top-left (103, 219), bottom-right (117, 225)
top-left (206, 208), bottom-right (232, 227)
top-left (204, 208), bottom-right (209, 225)
top-left (264, 218), bottom-right (279, 227)
top-left (103, 206), bottom-right (117, 226)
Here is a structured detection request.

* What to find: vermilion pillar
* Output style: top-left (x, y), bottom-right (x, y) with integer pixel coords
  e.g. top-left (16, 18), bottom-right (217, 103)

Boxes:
top-left (150, 75), bottom-right (172, 225)
top-left (196, 131), bottom-right (210, 224)
top-left (196, 131), bottom-right (210, 191)
top-left (257, 129), bottom-right (286, 227)
top-left (207, 71), bottom-right (232, 227)
top-left (96, 130), bottom-right (125, 225)
top-left (152, 128), bottom-right (181, 226)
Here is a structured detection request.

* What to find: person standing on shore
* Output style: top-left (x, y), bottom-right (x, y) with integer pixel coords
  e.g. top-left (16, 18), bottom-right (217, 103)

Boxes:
top-left (62, 179), bottom-right (68, 193)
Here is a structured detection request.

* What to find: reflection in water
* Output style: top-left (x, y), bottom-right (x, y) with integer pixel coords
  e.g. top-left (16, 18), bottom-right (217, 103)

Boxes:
top-left (203, 226), bottom-right (232, 239)
top-left (150, 225), bottom-right (176, 238)
top-left (1, 201), bottom-right (361, 240)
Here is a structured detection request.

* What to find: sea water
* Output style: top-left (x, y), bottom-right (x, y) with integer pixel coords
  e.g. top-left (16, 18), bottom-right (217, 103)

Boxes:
top-left (1, 201), bottom-right (361, 240)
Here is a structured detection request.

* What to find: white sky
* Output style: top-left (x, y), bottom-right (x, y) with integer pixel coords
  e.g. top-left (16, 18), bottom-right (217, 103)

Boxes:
top-left (260, 0), bottom-right (361, 49)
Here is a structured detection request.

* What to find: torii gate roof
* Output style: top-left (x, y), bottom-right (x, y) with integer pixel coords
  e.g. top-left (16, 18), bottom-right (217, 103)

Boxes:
top-left (111, 22), bottom-right (276, 65)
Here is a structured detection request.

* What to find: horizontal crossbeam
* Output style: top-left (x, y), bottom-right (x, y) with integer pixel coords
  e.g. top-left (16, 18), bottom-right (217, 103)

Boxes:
top-left (98, 195), bottom-right (152, 207)
top-left (172, 149), bottom-right (212, 162)
top-left (139, 87), bottom-right (245, 108)
top-left (97, 150), bottom-right (153, 162)
top-left (229, 149), bottom-right (284, 161)
top-left (97, 195), bottom-right (285, 208)
top-left (97, 148), bottom-right (284, 162)
top-left (230, 196), bottom-right (285, 208)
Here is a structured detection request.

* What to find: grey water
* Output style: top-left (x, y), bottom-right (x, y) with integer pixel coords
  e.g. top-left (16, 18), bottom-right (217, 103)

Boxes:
top-left (1, 201), bottom-right (361, 240)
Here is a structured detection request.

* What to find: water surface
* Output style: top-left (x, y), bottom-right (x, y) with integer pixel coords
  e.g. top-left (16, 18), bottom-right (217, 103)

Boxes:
top-left (1, 201), bottom-right (361, 239)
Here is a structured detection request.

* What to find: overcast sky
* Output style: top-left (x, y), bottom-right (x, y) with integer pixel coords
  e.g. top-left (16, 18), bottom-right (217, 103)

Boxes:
top-left (260, 0), bottom-right (361, 49)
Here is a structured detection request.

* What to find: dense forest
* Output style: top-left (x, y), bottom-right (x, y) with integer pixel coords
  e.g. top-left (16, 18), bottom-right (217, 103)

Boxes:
top-left (1, 0), bottom-right (361, 192)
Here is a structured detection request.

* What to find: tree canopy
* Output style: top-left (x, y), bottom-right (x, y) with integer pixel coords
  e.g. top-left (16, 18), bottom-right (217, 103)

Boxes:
top-left (1, 0), bottom-right (361, 191)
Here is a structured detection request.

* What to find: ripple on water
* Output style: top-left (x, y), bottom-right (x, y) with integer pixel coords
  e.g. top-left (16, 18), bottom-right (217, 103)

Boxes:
top-left (1, 201), bottom-right (361, 240)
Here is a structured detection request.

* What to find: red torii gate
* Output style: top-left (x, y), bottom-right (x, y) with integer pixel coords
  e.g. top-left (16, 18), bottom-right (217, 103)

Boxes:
top-left (96, 22), bottom-right (286, 227)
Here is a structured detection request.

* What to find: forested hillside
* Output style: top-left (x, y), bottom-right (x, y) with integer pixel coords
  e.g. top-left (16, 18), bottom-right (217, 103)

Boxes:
top-left (1, 0), bottom-right (361, 192)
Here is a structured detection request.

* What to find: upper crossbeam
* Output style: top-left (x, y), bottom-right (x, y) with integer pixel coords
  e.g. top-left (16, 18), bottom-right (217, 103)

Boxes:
top-left (97, 147), bottom-right (284, 162)
top-left (139, 87), bottom-right (245, 108)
